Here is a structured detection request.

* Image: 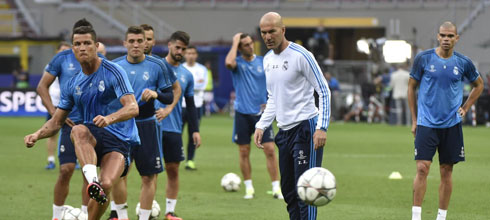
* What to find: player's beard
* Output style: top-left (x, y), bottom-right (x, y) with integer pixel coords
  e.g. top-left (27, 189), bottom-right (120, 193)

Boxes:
top-left (171, 53), bottom-right (183, 62)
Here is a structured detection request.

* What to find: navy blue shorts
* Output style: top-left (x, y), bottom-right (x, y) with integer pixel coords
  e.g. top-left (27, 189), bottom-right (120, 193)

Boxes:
top-left (85, 124), bottom-right (130, 177)
top-left (161, 131), bottom-right (185, 163)
top-left (233, 111), bottom-right (274, 145)
top-left (130, 120), bottom-right (164, 176)
top-left (58, 123), bottom-right (79, 165)
top-left (414, 122), bottom-right (465, 164)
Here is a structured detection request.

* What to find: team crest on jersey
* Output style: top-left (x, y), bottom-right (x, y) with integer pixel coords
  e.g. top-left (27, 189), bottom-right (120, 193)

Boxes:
top-left (429, 65), bottom-right (436, 72)
top-left (453, 66), bottom-right (459, 75)
top-left (180, 75), bottom-right (186, 83)
top-left (282, 61), bottom-right (288, 71)
top-left (75, 86), bottom-right (83, 96)
top-left (143, 71), bottom-right (150, 81)
top-left (98, 80), bottom-right (105, 92)
top-left (68, 63), bottom-right (76, 71)
top-left (257, 66), bottom-right (263, 73)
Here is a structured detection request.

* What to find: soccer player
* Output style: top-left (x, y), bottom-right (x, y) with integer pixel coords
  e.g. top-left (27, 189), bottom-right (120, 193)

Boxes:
top-left (155, 31), bottom-right (201, 220)
top-left (111, 26), bottom-right (174, 220)
top-left (225, 32), bottom-right (282, 200)
top-left (43, 41), bottom-right (71, 171)
top-left (254, 12), bottom-right (331, 220)
top-left (182, 45), bottom-right (208, 170)
top-left (25, 25), bottom-right (140, 220)
top-left (409, 21), bottom-right (483, 220)
top-left (37, 19), bottom-right (100, 220)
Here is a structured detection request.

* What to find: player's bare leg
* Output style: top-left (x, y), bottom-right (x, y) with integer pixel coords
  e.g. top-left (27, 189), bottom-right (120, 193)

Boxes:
top-left (71, 125), bottom-right (97, 170)
top-left (238, 144), bottom-right (254, 199)
top-left (436, 163), bottom-right (453, 220)
top-left (164, 162), bottom-right (182, 219)
top-left (46, 134), bottom-right (58, 169)
top-left (88, 152), bottom-right (125, 220)
top-left (413, 160), bottom-right (431, 206)
top-left (262, 142), bottom-right (282, 199)
top-left (111, 176), bottom-right (128, 219)
top-left (139, 174), bottom-right (157, 212)
top-left (53, 163), bottom-right (76, 206)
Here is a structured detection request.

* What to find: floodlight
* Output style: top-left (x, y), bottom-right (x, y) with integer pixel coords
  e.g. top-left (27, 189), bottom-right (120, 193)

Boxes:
top-left (383, 40), bottom-right (411, 63)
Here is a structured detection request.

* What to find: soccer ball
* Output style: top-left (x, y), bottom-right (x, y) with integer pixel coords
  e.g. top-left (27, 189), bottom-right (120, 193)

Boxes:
top-left (297, 167), bottom-right (336, 206)
top-left (221, 172), bottom-right (241, 192)
top-left (62, 207), bottom-right (87, 220)
top-left (135, 200), bottom-right (161, 219)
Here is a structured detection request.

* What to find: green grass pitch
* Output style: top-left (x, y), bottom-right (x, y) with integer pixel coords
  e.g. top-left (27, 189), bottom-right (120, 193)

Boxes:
top-left (1, 115), bottom-right (489, 219)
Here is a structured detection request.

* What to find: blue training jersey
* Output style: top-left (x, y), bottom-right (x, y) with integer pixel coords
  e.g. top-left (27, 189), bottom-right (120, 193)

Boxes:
top-left (45, 50), bottom-right (105, 122)
top-left (113, 55), bottom-right (173, 121)
top-left (410, 48), bottom-right (480, 128)
top-left (58, 58), bottom-right (140, 145)
top-left (231, 55), bottom-right (268, 114)
top-left (157, 59), bottom-right (194, 133)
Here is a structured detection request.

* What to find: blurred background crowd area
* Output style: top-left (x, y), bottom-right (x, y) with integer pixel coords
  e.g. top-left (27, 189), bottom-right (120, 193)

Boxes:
top-left (0, 0), bottom-right (489, 125)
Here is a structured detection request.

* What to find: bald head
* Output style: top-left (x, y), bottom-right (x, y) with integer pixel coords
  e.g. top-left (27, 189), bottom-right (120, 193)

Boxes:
top-left (97, 42), bottom-right (106, 56)
top-left (260, 12), bottom-right (288, 52)
top-left (260, 12), bottom-right (284, 28)
top-left (439, 21), bottom-right (457, 34)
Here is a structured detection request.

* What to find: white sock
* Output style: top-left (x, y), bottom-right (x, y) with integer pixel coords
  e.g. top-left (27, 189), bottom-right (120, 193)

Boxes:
top-left (272, 180), bottom-right (280, 191)
top-left (166, 198), bottom-right (177, 214)
top-left (244, 179), bottom-right (253, 190)
top-left (82, 164), bottom-right (98, 183)
top-left (81, 205), bottom-right (88, 214)
top-left (110, 201), bottom-right (116, 211)
top-left (48, 156), bottom-right (55, 163)
top-left (412, 206), bottom-right (422, 220)
top-left (52, 204), bottom-right (64, 220)
top-left (139, 208), bottom-right (151, 220)
top-left (436, 209), bottom-right (447, 220)
top-left (115, 203), bottom-right (128, 219)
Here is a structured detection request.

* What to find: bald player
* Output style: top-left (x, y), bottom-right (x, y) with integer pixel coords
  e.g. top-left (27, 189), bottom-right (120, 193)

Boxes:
top-left (254, 12), bottom-right (331, 220)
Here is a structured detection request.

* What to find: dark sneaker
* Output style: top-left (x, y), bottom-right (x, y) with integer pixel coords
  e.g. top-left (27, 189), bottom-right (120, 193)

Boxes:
top-left (107, 210), bottom-right (118, 220)
top-left (87, 181), bottom-right (107, 205)
top-left (45, 161), bottom-right (56, 170)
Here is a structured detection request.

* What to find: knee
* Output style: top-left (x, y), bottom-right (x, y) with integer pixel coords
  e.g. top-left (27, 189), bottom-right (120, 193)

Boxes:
top-left (165, 164), bottom-right (179, 179)
top-left (416, 163), bottom-right (430, 177)
top-left (238, 146), bottom-right (250, 157)
top-left (263, 144), bottom-right (276, 158)
top-left (58, 164), bottom-right (75, 181)
top-left (100, 179), bottom-right (114, 191)
top-left (70, 125), bottom-right (89, 141)
top-left (141, 175), bottom-right (156, 186)
top-left (440, 165), bottom-right (453, 180)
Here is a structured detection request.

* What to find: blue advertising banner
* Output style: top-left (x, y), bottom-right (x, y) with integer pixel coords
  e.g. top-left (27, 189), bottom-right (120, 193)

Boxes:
top-left (0, 88), bottom-right (48, 116)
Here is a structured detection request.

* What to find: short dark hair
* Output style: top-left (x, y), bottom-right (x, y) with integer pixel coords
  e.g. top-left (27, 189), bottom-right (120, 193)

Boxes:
top-left (140, 24), bottom-right (154, 31)
top-left (73, 18), bottom-right (93, 30)
top-left (72, 26), bottom-right (97, 42)
top-left (186, 45), bottom-right (197, 51)
top-left (125, 26), bottom-right (145, 39)
top-left (169, 31), bottom-right (190, 46)
top-left (57, 41), bottom-right (71, 50)
top-left (238, 33), bottom-right (252, 48)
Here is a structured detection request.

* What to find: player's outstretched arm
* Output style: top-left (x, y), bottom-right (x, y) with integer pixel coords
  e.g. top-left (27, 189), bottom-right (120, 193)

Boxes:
top-left (93, 94), bottom-right (138, 127)
top-left (25, 108), bottom-right (69, 148)
top-left (155, 81), bottom-right (181, 121)
top-left (407, 78), bottom-right (419, 137)
top-left (459, 76), bottom-right (484, 117)
top-left (224, 33), bottom-right (242, 70)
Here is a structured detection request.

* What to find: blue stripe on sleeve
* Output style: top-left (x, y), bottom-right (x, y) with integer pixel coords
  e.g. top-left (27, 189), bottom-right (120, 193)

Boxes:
top-left (103, 61), bottom-right (130, 94)
top-left (290, 43), bottom-right (330, 129)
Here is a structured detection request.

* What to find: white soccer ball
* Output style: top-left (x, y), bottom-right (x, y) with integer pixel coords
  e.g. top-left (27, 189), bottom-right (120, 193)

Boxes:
top-left (221, 172), bottom-right (241, 192)
top-left (135, 200), bottom-right (161, 219)
top-left (62, 207), bottom-right (87, 220)
top-left (297, 167), bottom-right (336, 206)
